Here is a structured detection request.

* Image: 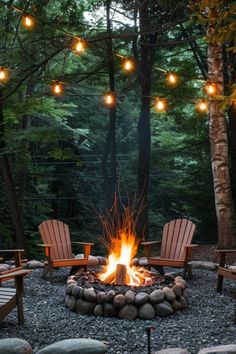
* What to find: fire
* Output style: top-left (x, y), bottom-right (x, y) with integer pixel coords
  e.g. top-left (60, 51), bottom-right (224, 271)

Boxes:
top-left (98, 199), bottom-right (149, 286)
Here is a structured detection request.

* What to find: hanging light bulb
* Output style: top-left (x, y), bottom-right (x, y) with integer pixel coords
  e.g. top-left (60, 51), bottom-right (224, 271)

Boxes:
top-left (103, 92), bottom-right (116, 107)
top-left (0, 67), bottom-right (9, 83)
top-left (196, 99), bottom-right (208, 112)
top-left (72, 38), bottom-right (87, 54)
top-left (166, 72), bottom-right (177, 85)
top-left (122, 58), bottom-right (136, 73)
top-left (205, 82), bottom-right (216, 96)
top-left (22, 14), bottom-right (34, 29)
top-left (52, 82), bottom-right (63, 95)
top-left (154, 97), bottom-right (166, 112)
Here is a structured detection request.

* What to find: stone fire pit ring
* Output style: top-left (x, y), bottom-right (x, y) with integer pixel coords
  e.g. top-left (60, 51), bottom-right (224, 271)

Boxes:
top-left (65, 275), bottom-right (187, 320)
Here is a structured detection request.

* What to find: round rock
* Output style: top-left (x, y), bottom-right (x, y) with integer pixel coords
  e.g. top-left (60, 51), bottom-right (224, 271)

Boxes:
top-left (154, 301), bottom-right (174, 317)
top-left (71, 285), bottom-right (82, 298)
top-left (172, 285), bottom-right (182, 298)
top-left (94, 304), bottom-right (104, 316)
top-left (138, 303), bottom-right (155, 320)
top-left (135, 292), bottom-right (149, 305)
top-left (104, 303), bottom-right (117, 317)
top-left (106, 290), bottom-right (116, 302)
top-left (97, 292), bottom-right (106, 304)
top-left (149, 290), bottom-right (165, 304)
top-left (76, 299), bottom-right (96, 315)
top-left (125, 290), bottom-right (135, 304)
top-left (119, 304), bottom-right (138, 320)
top-left (0, 338), bottom-right (32, 354)
top-left (65, 283), bottom-right (76, 295)
top-left (162, 287), bottom-right (176, 301)
top-left (36, 338), bottom-right (108, 354)
top-left (179, 296), bottom-right (187, 308)
top-left (113, 294), bottom-right (126, 308)
top-left (24, 260), bottom-right (44, 269)
top-left (65, 295), bottom-right (76, 311)
top-left (171, 299), bottom-right (183, 312)
top-left (84, 288), bottom-right (97, 302)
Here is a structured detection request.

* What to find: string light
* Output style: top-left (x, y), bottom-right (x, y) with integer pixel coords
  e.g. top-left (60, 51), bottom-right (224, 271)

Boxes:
top-left (154, 97), bottom-right (166, 112)
top-left (166, 72), bottom-right (178, 85)
top-left (122, 58), bottom-right (136, 73)
top-left (21, 14), bottom-right (34, 29)
top-left (196, 99), bottom-right (208, 112)
top-left (0, 67), bottom-right (9, 83)
top-left (72, 38), bottom-right (87, 54)
top-left (103, 92), bottom-right (116, 107)
top-left (52, 82), bottom-right (63, 95)
top-left (205, 82), bottom-right (217, 96)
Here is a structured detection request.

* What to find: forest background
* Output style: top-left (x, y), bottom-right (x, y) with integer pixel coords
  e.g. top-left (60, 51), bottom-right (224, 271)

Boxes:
top-left (0, 0), bottom-right (235, 257)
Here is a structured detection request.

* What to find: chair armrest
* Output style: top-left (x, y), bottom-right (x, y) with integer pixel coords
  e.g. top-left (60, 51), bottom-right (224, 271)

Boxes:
top-left (140, 241), bottom-right (162, 258)
top-left (0, 268), bottom-right (31, 281)
top-left (36, 244), bottom-right (53, 248)
top-left (215, 249), bottom-right (236, 267)
top-left (72, 242), bottom-right (94, 259)
top-left (184, 244), bottom-right (198, 259)
top-left (0, 249), bottom-right (25, 267)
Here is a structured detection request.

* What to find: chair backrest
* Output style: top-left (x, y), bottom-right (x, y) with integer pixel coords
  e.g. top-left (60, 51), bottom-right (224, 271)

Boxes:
top-left (160, 219), bottom-right (196, 260)
top-left (39, 220), bottom-right (73, 260)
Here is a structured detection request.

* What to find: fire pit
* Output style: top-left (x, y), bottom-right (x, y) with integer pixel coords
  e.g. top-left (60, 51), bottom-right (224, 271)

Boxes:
top-left (65, 201), bottom-right (187, 320)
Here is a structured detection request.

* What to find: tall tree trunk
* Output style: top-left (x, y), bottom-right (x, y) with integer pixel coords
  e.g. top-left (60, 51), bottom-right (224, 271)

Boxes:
top-left (136, 1), bottom-right (156, 240)
top-left (0, 89), bottom-right (26, 248)
top-left (207, 7), bottom-right (236, 248)
top-left (102, 0), bottom-right (117, 208)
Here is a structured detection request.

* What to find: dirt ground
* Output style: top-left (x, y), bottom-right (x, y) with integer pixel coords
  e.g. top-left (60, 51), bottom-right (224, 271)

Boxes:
top-left (190, 244), bottom-right (236, 264)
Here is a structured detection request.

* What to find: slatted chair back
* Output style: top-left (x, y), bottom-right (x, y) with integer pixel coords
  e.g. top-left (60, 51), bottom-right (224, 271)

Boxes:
top-left (39, 220), bottom-right (73, 260)
top-left (160, 219), bottom-right (196, 261)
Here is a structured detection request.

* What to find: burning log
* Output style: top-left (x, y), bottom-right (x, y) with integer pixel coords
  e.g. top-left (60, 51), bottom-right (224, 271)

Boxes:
top-left (103, 271), bottom-right (116, 284)
top-left (116, 264), bottom-right (127, 285)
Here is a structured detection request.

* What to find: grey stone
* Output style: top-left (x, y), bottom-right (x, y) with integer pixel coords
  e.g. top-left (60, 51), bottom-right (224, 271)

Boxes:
top-left (174, 277), bottom-right (187, 289)
top-left (104, 303), bottom-right (117, 317)
top-left (135, 292), bottom-right (149, 305)
top-left (162, 287), bottom-right (176, 301)
top-left (154, 301), bottom-right (174, 317)
top-left (171, 299), bottom-right (183, 312)
top-left (74, 254), bottom-right (99, 267)
top-left (24, 260), bottom-right (44, 269)
top-left (130, 258), bottom-right (139, 266)
top-left (37, 338), bottom-right (108, 354)
top-left (189, 261), bottom-right (218, 271)
top-left (0, 264), bottom-right (10, 272)
top-left (84, 288), bottom-right (97, 302)
top-left (118, 304), bottom-right (138, 320)
top-left (149, 289), bottom-right (165, 304)
top-left (65, 283), bottom-right (76, 295)
top-left (139, 257), bottom-right (148, 266)
top-left (76, 299), bottom-right (96, 315)
top-left (138, 303), bottom-right (155, 320)
top-left (94, 304), bottom-right (104, 316)
top-left (198, 345), bottom-right (236, 354)
top-left (113, 294), bottom-right (126, 308)
top-left (65, 295), bottom-right (76, 311)
top-left (172, 285), bottom-right (182, 298)
top-left (71, 285), bottom-right (82, 298)
top-left (154, 348), bottom-right (191, 354)
top-left (97, 292), bottom-right (106, 304)
top-left (0, 338), bottom-right (32, 354)
top-left (179, 296), bottom-right (187, 308)
top-left (125, 290), bottom-right (135, 304)
top-left (106, 290), bottom-right (116, 302)
top-left (96, 256), bottom-right (107, 266)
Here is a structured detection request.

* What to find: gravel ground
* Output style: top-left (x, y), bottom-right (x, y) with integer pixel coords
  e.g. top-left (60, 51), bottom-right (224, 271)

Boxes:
top-left (0, 267), bottom-right (236, 354)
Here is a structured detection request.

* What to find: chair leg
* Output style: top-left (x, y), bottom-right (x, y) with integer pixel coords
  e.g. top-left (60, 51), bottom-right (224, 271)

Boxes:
top-left (217, 274), bottom-right (224, 293)
top-left (184, 263), bottom-right (193, 280)
top-left (41, 264), bottom-right (51, 279)
top-left (15, 275), bottom-right (24, 325)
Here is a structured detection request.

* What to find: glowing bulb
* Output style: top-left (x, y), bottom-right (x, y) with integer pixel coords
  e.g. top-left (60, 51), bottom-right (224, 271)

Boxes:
top-left (205, 83), bottom-right (216, 96)
top-left (122, 59), bottom-right (135, 73)
top-left (104, 92), bottom-right (116, 107)
top-left (154, 98), bottom-right (166, 112)
top-left (197, 100), bottom-right (208, 112)
top-left (73, 39), bottom-right (87, 54)
top-left (167, 73), bottom-right (177, 84)
top-left (0, 67), bottom-right (8, 83)
top-left (22, 15), bottom-right (34, 29)
top-left (52, 82), bottom-right (62, 95)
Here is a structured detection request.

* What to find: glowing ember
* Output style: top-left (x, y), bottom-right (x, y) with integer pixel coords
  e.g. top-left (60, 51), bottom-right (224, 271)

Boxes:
top-left (98, 198), bottom-right (152, 286)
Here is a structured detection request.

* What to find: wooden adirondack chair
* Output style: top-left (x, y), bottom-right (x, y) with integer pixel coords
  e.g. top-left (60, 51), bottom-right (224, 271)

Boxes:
top-left (141, 219), bottom-right (196, 278)
top-left (38, 219), bottom-right (94, 278)
top-left (215, 249), bottom-right (236, 292)
top-left (0, 268), bottom-right (31, 325)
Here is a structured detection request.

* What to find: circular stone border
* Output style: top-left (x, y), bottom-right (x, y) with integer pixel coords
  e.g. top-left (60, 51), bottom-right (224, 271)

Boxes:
top-left (65, 275), bottom-right (187, 320)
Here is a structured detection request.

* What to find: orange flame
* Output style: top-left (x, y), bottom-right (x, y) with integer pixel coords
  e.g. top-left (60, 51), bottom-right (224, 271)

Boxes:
top-left (98, 198), bottom-right (147, 286)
